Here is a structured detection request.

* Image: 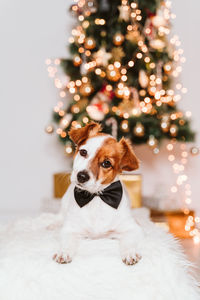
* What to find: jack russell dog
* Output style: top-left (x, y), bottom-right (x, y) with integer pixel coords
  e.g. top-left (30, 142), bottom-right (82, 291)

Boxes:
top-left (53, 122), bottom-right (144, 265)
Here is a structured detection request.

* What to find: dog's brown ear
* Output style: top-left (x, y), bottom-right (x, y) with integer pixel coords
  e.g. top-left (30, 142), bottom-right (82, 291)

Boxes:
top-left (68, 122), bottom-right (102, 145)
top-left (119, 137), bottom-right (139, 171)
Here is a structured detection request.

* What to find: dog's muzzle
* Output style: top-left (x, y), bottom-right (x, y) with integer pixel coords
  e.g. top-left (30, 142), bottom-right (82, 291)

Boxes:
top-left (77, 170), bottom-right (90, 184)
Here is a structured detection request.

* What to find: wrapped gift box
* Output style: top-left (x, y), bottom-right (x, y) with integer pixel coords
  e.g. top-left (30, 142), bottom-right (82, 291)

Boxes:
top-left (151, 210), bottom-right (195, 239)
top-left (119, 174), bottom-right (142, 208)
top-left (54, 173), bottom-right (71, 199)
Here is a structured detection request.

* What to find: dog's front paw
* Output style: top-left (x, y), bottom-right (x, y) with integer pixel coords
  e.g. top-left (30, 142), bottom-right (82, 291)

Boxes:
top-left (53, 252), bottom-right (72, 264)
top-left (121, 251), bottom-right (142, 266)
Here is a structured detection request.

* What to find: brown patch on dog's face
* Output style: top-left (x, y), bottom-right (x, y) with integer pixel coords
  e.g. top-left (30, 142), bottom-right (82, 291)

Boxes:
top-left (90, 138), bottom-right (121, 184)
top-left (68, 122), bottom-right (102, 146)
top-left (118, 137), bottom-right (139, 171)
top-left (90, 137), bottom-right (139, 185)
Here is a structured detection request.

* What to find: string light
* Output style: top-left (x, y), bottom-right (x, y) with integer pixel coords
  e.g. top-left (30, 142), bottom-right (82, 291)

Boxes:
top-left (166, 141), bottom-right (200, 244)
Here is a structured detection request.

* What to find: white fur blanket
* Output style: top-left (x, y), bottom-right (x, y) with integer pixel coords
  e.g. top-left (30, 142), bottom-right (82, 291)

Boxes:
top-left (0, 210), bottom-right (199, 300)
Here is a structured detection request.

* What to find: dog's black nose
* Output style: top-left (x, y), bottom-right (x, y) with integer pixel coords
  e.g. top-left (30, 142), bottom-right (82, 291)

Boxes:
top-left (77, 171), bottom-right (90, 183)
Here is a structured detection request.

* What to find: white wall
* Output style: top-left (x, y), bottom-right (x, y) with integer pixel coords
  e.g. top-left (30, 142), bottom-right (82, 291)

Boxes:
top-left (0, 0), bottom-right (71, 214)
top-left (0, 0), bottom-right (199, 215)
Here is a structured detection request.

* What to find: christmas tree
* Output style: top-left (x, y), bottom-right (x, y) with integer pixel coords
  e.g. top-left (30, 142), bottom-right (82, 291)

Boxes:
top-left (47, 0), bottom-right (195, 155)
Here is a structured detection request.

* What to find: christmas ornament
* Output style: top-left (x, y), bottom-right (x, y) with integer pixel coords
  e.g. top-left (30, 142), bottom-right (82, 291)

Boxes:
top-left (138, 70), bottom-right (149, 88)
top-left (118, 5), bottom-right (130, 22)
top-left (86, 90), bottom-right (110, 121)
top-left (86, 102), bottom-right (109, 121)
top-left (106, 118), bottom-right (118, 138)
top-left (143, 18), bottom-right (156, 40)
top-left (169, 124), bottom-right (178, 137)
top-left (113, 33), bottom-right (124, 46)
top-left (190, 147), bottom-right (200, 156)
top-left (120, 120), bottom-right (129, 132)
top-left (93, 48), bottom-right (112, 66)
top-left (101, 84), bottom-right (115, 100)
top-left (59, 114), bottom-right (72, 129)
top-left (150, 39), bottom-right (165, 50)
top-left (86, 105), bottom-right (103, 121)
top-left (80, 82), bottom-right (93, 96)
top-left (92, 89), bottom-right (112, 103)
top-left (118, 98), bottom-right (132, 116)
top-left (106, 65), bottom-right (121, 82)
top-left (111, 47), bottom-right (125, 61)
top-left (133, 122), bottom-right (144, 137)
top-left (84, 37), bottom-right (96, 50)
top-left (73, 55), bottom-right (82, 66)
top-left (151, 15), bottom-right (166, 28)
top-left (148, 135), bottom-right (157, 148)
top-left (45, 124), bottom-right (54, 134)
top-left (126, 30), bottom-right (141, 44)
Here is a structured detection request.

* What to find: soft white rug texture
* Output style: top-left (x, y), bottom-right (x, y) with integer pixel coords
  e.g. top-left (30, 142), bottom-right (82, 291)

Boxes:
top-left (0, 209), bottom-right (199, 300)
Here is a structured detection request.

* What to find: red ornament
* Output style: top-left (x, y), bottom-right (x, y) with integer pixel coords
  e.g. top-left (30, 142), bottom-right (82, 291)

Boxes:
top-left (94, 103), bottom-right (104, 111)
top-left (100, 84), bottom-right (115, 100)
top-left (145, 8), bottom-right (156, 18)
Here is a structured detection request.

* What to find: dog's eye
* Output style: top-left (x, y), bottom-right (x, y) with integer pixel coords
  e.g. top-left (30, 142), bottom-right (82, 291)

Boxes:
top-left (101, 160), bottom-right (112, 168)
top-left (79, 149), bottom-right (87, 157)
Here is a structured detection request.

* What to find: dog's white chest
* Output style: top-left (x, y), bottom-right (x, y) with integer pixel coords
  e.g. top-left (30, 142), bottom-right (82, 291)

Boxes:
top-left (77, 196), bottom-right (118, 237)
top-left (62, 186), bottom-right (120, 238)
top-left (62, 183), bottom-right (132, 239)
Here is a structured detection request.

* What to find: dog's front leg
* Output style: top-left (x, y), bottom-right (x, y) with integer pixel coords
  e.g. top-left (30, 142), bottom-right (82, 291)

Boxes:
top-left (119, 221), bottom-right (143, 266)
top-left (53, 225), bottom-right (80, 264)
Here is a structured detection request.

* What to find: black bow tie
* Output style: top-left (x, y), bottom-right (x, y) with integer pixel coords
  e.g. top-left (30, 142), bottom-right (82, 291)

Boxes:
top-left (74, 181), bottom-right (123, 209)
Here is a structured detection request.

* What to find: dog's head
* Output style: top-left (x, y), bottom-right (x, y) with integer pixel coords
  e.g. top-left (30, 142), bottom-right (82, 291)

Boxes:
top-left (69, 122), bottom-right (139, 193)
